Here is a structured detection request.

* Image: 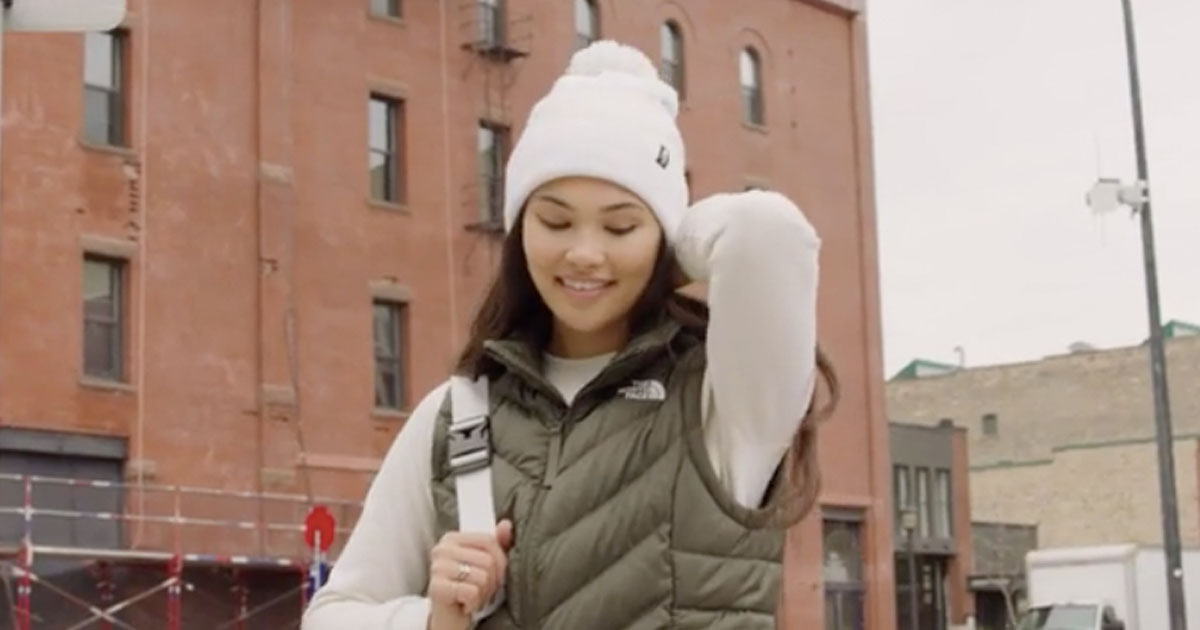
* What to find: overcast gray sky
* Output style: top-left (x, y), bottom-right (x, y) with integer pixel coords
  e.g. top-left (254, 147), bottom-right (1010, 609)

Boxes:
top-left (867, 0), bottom-right (1200, 376)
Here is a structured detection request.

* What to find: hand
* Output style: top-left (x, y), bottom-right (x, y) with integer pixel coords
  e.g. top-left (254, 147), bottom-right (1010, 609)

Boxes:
top-left (427, 520), bottom-right (514, 630)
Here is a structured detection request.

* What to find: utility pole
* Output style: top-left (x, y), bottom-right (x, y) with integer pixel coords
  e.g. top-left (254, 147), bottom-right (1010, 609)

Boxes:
top-left (1120, 0), bottom-right (1187, 627)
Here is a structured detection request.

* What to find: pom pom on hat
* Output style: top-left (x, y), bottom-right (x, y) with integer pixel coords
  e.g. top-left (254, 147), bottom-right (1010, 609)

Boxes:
top-left (566, 40), bottom-right (660, 81)
top-left (502, 40), bottom-right (688, 241)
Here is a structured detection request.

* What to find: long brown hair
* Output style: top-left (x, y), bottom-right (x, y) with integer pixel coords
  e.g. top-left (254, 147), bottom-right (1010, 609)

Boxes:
top-left (455, 217), bottom-right (840, 525)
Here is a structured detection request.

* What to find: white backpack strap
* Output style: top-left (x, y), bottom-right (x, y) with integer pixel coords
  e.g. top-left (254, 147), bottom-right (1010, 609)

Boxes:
top-left (447, 374), bottom-right (504, 620)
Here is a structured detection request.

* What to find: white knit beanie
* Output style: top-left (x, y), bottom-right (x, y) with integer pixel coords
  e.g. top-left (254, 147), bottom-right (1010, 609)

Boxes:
top-left (503, 40), bottom-right (688, 243)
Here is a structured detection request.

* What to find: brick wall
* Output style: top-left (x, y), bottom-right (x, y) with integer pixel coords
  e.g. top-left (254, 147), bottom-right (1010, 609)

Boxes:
top-left (971, 438), bottom-right (1200, 547)
top-left (887, 335), bottom-right (1200, 467)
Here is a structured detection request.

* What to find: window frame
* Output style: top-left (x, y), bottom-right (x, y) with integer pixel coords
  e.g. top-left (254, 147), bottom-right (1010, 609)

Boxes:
top-left (82, 255), bottom-right (126, 382)
top-left (822, 511), bottom-right (866, 630)
top-left (933, 467), bottom-right (953, 538)
top-left (83, 29), bottom-right (128, 147)
top-left (368, 94), bottom-right (405, 204)
top-left (915, 467), bottom-right (932, 538)
top-left (476, 0), bottom-right (506, 49)
top-left (369, 0), bottom-right (401, 18)
top-left (372, 299), bottom-right (409, 411)
top-left (477, 121), bottom-right (509, 227)
top-left (659, 21), bottom-right (685, 98)
top-left (739, 46), bottom-right (765, 125)
top-left (574, 0), bottom-right (599, 50)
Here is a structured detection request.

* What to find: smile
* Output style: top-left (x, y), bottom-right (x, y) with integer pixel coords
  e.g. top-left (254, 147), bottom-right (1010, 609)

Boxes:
top-left (556, 277), bottom-right (615, 299)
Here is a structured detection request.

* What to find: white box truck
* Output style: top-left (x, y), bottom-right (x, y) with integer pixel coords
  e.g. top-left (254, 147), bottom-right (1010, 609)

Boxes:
top-left (1020, 544), bottom-right (1200, 630)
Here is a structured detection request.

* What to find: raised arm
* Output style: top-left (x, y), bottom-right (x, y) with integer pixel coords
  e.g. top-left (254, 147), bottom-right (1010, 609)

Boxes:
top-left (674, 191), bottom-right (820, 508)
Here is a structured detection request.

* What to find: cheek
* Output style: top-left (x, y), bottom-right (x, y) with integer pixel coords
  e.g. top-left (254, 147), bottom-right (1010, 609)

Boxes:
top-left (612, 233), bottom-right (661, 283)
top-left (522, 228), bottom-right (561, 279)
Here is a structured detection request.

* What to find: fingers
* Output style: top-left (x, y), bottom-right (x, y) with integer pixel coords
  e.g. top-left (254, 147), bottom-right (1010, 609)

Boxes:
top-left (429, 576), bottom-right (484, 613)
top-left (495, 520), bottom-right (514, 551)
top-left (435, 532), bottom-right (508, 591)
top-left (427, 529), bottom-right (511, 615)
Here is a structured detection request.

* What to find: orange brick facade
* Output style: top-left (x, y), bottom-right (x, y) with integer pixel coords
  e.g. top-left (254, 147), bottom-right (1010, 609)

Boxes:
top-left (0, 0), bottom-right (891, 627)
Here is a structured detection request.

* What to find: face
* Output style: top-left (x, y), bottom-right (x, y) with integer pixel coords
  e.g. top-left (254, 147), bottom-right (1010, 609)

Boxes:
top-left (522, 177), bottom-right (663, 358)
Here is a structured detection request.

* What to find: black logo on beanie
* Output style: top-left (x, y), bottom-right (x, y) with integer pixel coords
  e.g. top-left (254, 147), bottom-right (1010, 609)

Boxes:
top-left (656, 145), bottom-right (670, 169)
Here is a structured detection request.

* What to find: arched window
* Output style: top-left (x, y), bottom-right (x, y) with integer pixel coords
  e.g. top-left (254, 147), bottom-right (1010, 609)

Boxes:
top-left (659, 21), bottom-right (684, 98)
top-left (574, 0), bottom-right (599, 50)
top-left (740, 47), bottom-right (764, 125)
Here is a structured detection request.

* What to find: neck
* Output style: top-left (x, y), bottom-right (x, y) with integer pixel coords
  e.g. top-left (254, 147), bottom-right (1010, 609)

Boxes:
top-left (549, 321), bottom-right (629, 359)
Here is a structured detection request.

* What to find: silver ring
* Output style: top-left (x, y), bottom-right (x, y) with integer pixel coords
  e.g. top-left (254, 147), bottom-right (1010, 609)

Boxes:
top-left (454, 562), bottom-right (471, 582)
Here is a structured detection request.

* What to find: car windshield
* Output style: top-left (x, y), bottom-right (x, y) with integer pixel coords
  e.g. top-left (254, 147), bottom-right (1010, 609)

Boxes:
top-left (1018, 604), bottom-right (1099, 630)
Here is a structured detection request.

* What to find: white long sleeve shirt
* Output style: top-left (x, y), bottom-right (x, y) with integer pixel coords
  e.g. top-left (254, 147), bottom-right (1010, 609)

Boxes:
top-left (302, 191), bottom-right (821, 630)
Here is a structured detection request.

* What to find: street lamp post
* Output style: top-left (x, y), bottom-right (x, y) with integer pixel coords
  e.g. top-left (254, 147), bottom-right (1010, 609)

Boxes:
top-left (1086, 1), bottom-right (1187, 628)
top-left (901, 508), bottom-right (920, 630)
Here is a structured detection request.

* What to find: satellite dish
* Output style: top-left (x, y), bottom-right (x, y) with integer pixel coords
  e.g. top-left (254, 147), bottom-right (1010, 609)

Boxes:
top-left (4, 0), bottom-right (125, 32)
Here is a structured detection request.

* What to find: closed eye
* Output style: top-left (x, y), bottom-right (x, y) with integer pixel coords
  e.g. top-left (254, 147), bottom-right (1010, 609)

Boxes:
top-left (538, 217), bottom-right (570, 231)
top-left (606, 225), bottom-right (636, 235)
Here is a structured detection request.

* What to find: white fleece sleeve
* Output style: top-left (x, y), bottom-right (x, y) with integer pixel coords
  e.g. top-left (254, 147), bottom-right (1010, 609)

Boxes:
top-left (301, 382), bottom-right (449, 630)
top-left (674, 190), bottom-right (820, 509)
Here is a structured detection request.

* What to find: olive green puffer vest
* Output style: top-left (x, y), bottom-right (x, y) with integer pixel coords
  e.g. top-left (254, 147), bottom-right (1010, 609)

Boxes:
top-left (431, 320), bottom-right (788, 629)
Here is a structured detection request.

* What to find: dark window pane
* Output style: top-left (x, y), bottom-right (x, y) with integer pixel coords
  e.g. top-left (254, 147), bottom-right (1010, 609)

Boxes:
top-left (369, 151), bottom-right (392, 202)
top-left (477, 124), bottom-right (505, 222)
top-left (916, 468), bottom-right (931, 537)
top-left (83, 257), bottom-right (123, 380)
top-left (823, 520), bottom-right (863, 583)
top-left (373, 302), bottom-right (405, 409)
top-left (368, 97), bottom-right (403, 202)
top-left (83, 87), bottom-right (114, 145)
top-left (935, 469), bottom-right (952, 537)
top-left (83, 321), bottom-right (118, 377)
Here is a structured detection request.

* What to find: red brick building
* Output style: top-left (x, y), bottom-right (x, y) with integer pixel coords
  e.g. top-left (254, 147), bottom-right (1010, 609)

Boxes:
top-left (0, 0), bottom-right (890, 627)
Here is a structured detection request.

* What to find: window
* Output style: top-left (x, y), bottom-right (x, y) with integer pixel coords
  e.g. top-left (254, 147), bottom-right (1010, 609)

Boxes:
top-left (823, 515), bottom-right (865, 630)
top-left (369, 0), bottom-right (401, 18)
top-left (894, 464), bottom-right (912, 536)
top-left (373, 301), bottom-right (407, 410)
top-left (478, 122), bottom-right (508, 225)
top-left (574, 0), bottom-right (598, 50)
top-left (83, 256), bottom-right (125, 381)
top-left (934, 468), bottom-right (952, 538)
top-left (368, 95), bottom-right (404, 203)
top-left (982, 413), bottom-right (998, 436)
top-left (739, 47), bottom-right (764, 125)
top-left (915, 467), bottom-right (931, 537)
top-left (477, 0), bottom-right (504, 49)
top-left (659, 22), bottom-right (684, 97)
top-left (83, 31), bottom-right (127, 146)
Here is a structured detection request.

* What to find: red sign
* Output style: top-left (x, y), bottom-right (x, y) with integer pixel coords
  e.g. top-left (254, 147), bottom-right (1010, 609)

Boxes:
top-left (304, 505), bottom-right (335, 552)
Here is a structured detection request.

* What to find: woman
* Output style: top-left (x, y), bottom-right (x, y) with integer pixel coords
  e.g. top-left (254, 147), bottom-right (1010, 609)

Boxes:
top-left (302, 40), bottom-right (836, 630)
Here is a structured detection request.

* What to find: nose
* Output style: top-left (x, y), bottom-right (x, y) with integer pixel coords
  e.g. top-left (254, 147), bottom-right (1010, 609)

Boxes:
top-left (563, 231), bottom-right (606, 269)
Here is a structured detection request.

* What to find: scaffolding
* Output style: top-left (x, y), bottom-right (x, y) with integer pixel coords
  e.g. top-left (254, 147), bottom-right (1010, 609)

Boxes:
top-left (0, 472), bottom-right (360, 629)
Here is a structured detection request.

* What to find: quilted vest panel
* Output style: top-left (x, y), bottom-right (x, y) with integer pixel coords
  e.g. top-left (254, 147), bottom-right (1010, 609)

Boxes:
top-left (431, 321), bottom-right (788, 629)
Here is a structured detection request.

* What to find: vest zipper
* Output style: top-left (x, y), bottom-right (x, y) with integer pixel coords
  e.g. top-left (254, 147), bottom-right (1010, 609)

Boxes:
top-left (543, 423), bottom-right (562, 488)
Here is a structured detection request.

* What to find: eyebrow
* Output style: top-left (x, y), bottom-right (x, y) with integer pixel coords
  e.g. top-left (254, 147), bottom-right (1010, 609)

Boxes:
top-left (531, 193), bottom-right (642, 212)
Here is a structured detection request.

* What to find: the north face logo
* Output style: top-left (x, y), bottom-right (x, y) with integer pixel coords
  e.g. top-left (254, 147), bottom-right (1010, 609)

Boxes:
top-left (618, 379), bottom-right (666, 401)
top-left (655, 145), bottom-right (670, 169)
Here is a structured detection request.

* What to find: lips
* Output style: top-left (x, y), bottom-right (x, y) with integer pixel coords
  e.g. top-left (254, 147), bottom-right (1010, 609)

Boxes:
top-left (556, 277), bottom-right (615, 300)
